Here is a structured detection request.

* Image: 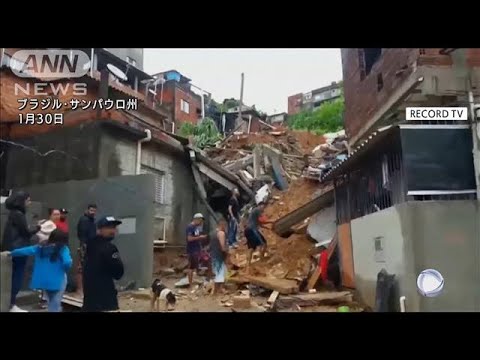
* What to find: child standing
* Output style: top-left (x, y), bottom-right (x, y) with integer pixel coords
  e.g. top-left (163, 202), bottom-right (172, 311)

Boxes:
top-left (7, 229), bottom-right (72, 312)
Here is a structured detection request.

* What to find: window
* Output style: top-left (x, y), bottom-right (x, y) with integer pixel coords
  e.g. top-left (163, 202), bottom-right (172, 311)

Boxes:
top-left (359, 48), bottom-right (382, 79)
top-left (140, 165), bottom-right (166, 204)
top-left (181, 99), bottom-right (190, 114)
top-left (154, 217), bottom-right (166, 240)
top-left (117, 217), bottom-right (137, 234)
top-left (126, 56), bottom-right (136, 66)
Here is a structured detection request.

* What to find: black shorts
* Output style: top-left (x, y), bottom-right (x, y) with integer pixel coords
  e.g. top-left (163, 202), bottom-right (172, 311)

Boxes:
top-left (244, 227), bottom-right (266, 250)
top-left (188, 253), bottom-right (200, 270)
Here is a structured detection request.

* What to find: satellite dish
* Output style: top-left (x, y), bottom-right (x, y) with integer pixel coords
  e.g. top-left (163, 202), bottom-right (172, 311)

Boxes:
top-left (417, 269), bottom-right (444, 298)
top-left (106, 63), bottom-right (128, 81)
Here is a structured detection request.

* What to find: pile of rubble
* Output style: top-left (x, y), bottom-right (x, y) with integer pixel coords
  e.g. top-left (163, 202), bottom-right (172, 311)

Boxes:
top-left (204, 130), bottom-right (327, 187)
top-left (188, 128), bottom-right (359, 311)
top-left (229, 178), bottom-right (324, 285)
top-left (304, 129), bottom-right (350, 179)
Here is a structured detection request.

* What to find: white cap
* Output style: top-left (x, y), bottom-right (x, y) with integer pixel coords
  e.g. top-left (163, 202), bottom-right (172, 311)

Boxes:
top-left (193, 213), bottom-right (204, 219)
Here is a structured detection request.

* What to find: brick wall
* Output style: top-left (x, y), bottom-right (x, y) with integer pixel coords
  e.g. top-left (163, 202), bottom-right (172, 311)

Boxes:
top-left (288, 93), bottom-right (303, 115)
top-left (174, 86), bottom-right (201, 129)
top-left (342, 48), bottom-right (480, 144)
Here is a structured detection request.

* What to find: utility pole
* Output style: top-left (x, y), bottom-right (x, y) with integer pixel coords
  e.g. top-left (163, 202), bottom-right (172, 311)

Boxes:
top-left (238, 73), bottom-right (244, 125)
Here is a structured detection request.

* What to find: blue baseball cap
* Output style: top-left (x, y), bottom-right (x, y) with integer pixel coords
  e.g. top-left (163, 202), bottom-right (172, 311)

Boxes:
top-left (97, 216), bottom-right (122, 228)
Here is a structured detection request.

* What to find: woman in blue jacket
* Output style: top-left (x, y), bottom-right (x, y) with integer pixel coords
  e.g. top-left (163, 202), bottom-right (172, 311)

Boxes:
top-left (9, 229), bottom-right (72, 312)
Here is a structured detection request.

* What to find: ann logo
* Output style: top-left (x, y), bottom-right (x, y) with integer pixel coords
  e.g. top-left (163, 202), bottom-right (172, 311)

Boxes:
top-left (11, 50), bottom-right (90, 79)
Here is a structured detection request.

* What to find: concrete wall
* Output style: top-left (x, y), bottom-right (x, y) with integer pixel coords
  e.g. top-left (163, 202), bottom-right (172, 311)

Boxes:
top-left (398, 201), bottom-right (480, 312)
top-left (99, 130), bottom-right (195, 245)
top-left (5, 124), bottom-right (101, 188)
top-left (104, 48), bottom-right (144, 70)
top-left (19, 175), bottom-right (155, 288)
top-left (350, 200), bottom-right (480, 312)
top-left (350, 206), bottom-right (410, 310)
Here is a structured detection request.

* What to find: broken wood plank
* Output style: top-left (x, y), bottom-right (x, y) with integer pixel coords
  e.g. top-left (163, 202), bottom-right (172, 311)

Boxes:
top-left (242, 275), bottom-right (299, 295)
top-left (276, 291), bottom-right (353, 309)
top-left (238, 170), bottom-right (253, 187)
top-left (191, 164), bottom-right (207, 199)
top-left (246, 165), bottom-right (254, 176)
top-left (191, 165), bottom-right (221, 223)
top-left (225, 155), bottom-right (254, 173)
top-left (281, 164), bottom-right (292, 181)
top-left (307, 267), bottom-right (322, 291)
top-left (292, 221), bottom-right (309, 234)
top-left (197, 162), bottom-right (237, 190)
top-left (263, 155), bottom-right (271, 170)
top-left (62, 295), bottom-right (83, 308)
top-left (263, 144), bottom-right (283, 161)
top-left (253, 146), bottom-right (262, 178)
top-left (258, 119), bottom-right (276, 130)
top-left (271, 157), bottom-right (289, 190)
top-left (267, 291), bottom-right (280, 305)
top-left (273, 186), bottom-right (334, 236)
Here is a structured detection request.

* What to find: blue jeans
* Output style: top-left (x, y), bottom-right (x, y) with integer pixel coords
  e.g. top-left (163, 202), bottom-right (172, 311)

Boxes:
top-left (46, 274), bottom-right (66, 312)
top-left (228, 218), bottom-right (238, 246)
top-left (11, 256), bottom-right (27, 306)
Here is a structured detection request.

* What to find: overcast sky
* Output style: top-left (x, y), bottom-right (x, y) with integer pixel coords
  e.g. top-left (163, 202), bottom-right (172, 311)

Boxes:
top-left (143, 49), bottom-right (343, 114)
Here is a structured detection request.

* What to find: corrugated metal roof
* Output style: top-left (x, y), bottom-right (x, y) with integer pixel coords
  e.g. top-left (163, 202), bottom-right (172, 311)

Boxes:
top-left (320, 125), bottom-right (395, 182)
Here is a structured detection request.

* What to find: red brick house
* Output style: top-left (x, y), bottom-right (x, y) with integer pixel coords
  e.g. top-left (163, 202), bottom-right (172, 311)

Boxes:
top-left (341, 48), bottom-right (480, 146)
top-left (151, 70), bottom-right (202, 133)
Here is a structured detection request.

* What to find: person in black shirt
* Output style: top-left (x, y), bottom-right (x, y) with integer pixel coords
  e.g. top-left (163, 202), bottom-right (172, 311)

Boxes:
top-left (227, 188), bottom-right (240, 248)
top-left (76, 203), bottom-right (97, 296)
top-left (82, 216), bottom-right (124, 312)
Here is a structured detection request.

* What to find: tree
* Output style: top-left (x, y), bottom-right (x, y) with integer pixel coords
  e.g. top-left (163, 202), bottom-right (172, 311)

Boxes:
top-left (288, 96), bottom-right (345, 135)
top-left (179, 118), bottom-right (223, 149)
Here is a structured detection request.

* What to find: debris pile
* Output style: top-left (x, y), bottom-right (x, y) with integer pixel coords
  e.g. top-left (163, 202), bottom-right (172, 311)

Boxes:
top-left (305, 129), bottom-right (350, 179)
top-left (204, 130), bottom-right (327, 188)
top-left (189, 128), bottom-right (359, 312)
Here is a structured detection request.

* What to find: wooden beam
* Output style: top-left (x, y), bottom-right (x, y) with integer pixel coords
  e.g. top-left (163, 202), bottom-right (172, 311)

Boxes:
top-left (238, 170), bottom-right (253, 187)
top-left (258, 119), bottom-right (276, 130)
top-left (267, 291), bottom-right (280, 305)
top-left (270, 157), bottom-right (288, 190)
top-left (263, 144), bottom-right (283, 161)
top-left (225, 155), bottom-right (254, 173)
top-left (276, 291), bottom-right (353, 309)
top-left (191, 164), bottom-right (207, 199)
top-left (253, 146), bottom-right (262, 178)
top-left (241, 275), bottom-right (299, 294)
top-left (273, 186), bottom-right (334, 236)
top-left (197, 162), bottom-right (237, 190)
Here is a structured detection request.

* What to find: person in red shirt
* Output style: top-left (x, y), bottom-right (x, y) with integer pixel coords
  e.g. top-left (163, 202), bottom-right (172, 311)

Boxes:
top-left (318, 246), bottom-right (329, 283)
top-left (55, 208), bottom-right (69, 234)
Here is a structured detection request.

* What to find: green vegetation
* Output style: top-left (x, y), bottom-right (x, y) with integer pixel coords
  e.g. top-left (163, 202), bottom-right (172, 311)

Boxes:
top-left (288, 96), bottom-right (345, 135)
top-left (179, 117), bottom-right (223, 149)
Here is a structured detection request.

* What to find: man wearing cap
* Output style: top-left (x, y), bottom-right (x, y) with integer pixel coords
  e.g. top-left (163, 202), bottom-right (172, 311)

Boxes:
top-left (82, 216), bottom-right (124, 312)
top-left (186, 213), bottom-right (207, 287)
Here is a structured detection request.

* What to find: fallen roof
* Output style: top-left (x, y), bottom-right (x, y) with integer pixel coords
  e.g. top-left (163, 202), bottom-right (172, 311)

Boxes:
top-left (188, 145), bottom-right (254, 198)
